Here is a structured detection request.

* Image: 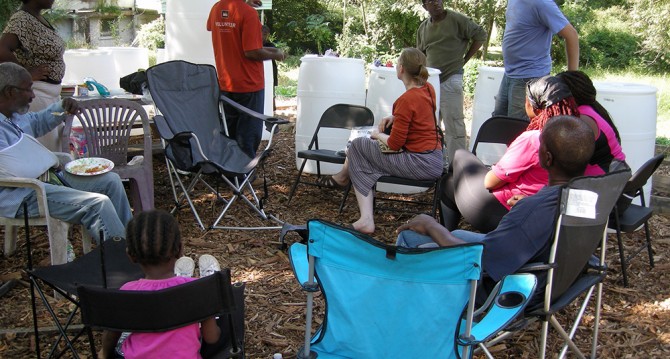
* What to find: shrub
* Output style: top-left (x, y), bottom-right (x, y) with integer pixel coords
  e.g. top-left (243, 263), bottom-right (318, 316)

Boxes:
top-left (134, 17), bottom-right (165, 50)
top-left (273, 0), bottom-right (340, 54)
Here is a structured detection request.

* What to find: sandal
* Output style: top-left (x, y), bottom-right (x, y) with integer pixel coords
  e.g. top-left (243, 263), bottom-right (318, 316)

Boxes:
top-left (317, 175), bottom-right (349, 190)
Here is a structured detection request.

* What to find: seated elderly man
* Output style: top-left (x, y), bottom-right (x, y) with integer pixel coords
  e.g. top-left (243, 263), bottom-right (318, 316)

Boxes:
top-left (396, 115), bottom-right (595, 298)
top-left (0, 62), bottom-right (132, 243)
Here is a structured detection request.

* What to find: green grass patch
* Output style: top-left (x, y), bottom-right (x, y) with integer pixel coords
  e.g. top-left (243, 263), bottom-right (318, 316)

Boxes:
top-left (657, 136), bottom-right (670, 146)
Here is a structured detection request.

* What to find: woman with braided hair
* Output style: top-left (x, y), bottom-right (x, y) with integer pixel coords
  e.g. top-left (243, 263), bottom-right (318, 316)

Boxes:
top-left (440, 75), bottom-right (577, 233)
top-left (557, 70), bottom-right (626, 175)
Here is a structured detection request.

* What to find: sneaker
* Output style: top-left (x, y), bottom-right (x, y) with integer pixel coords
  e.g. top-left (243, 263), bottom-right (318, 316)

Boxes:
top-left (198, 254), bottom-right (221, 277)
top-left (174, 256), bottom-right (195, 277)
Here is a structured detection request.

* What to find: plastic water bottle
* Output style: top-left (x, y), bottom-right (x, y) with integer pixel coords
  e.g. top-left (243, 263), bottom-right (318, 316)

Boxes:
top-left (66, 240), bottom-right (75, 263)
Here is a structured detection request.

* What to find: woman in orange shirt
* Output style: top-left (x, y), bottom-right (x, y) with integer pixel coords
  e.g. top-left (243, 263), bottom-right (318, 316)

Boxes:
top-left (319, 48), bottom-right (444, 234)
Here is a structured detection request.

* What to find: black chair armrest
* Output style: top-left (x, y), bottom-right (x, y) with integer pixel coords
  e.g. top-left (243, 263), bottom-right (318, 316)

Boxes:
top-left (518, 262), bottom-right (557, 272)
top-left (218, 94), bottom-right (289, 126)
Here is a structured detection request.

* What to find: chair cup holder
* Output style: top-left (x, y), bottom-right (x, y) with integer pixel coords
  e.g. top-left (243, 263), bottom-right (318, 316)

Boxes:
top-left (496, 291), bottom-right (525, 309)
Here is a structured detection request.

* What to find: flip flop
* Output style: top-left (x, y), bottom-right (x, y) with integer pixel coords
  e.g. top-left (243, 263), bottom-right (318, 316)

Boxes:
top-left (317, 175), bottom-right (349, 190)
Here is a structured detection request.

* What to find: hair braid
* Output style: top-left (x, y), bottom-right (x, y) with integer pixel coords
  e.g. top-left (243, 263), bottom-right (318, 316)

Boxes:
top-left (527, 97), bottom-right (580, 131)
top-left (556, 71), bottom-right (621, 142)
top-left (126, 210), bottom-right (181, 265)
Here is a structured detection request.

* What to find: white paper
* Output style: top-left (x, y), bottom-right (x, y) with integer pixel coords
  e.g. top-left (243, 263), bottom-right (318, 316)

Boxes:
top-left (565, 189), bottom-right (598, 219)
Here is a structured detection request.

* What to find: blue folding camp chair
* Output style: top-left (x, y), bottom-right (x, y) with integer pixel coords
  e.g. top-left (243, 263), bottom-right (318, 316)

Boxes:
top-left (285, 220), bottom-right (537, 358)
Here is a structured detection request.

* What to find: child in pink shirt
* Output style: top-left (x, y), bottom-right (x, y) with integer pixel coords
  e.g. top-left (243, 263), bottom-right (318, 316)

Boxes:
top-left (100, 210), bottom-right (221, 359)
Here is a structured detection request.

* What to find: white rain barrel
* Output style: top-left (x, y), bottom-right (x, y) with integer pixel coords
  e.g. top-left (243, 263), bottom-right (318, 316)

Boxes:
top-left (295, 56), bottom-right (366, 174)
top-left (470, 66), bottom-right (506, 165)
top-left (594, 82), bottom-right (658, 205)
top-left (99, 47), bottom-right (150, 88)
top-left (366, 65), bottom-right (441, 124)
top-left (156, 48), bottom-right (167, 64)
top-left (165, 0), bottom-right (217, 66)
top-left (63, 49), bottom-right (116, 90)
top-left (365, 65), bottom-right (441, 194)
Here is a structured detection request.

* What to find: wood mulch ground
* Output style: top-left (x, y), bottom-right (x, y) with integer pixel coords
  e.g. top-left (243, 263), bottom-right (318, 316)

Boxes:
top-left (1, 113), bottom-right (669, 358)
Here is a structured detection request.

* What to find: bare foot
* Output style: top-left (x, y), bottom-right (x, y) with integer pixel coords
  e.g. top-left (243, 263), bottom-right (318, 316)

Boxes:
top-left (352, 220), bottom-right (375, 235)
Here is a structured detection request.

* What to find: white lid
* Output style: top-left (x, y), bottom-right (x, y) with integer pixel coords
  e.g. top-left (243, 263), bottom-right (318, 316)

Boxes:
top-left (369, 65), bottom-right (441, 76)
top-left (593, 81), bottom-right (657, 95)
top-left (300, 56), bottom-right (365, 65)
top-left (477, 65), bottom-right (505, 72)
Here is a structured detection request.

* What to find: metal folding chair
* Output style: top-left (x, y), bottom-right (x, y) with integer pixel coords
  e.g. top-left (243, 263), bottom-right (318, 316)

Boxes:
top-left (471, 116), bottom-right (528, 166)
top-left (287, 104), bottom-right (374, 213)
top-left (609, 154), bottom-right (664, 286)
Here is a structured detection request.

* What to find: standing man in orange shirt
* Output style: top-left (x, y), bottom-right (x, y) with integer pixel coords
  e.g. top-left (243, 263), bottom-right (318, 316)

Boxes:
top-left (207, 0), bottom-right (285, 158)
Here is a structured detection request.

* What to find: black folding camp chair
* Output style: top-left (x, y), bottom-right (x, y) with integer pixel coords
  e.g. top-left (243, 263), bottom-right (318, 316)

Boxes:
top-left (23, 201), bottom-right (143, 359)
top-left (609, 154), bottom-right (664, 286)
top-left (146, 60), bottom-right (289, 230)
top-left (474, 170), bottom-right (630, 359)
top-left (78, 270), bottom-right (245, 359)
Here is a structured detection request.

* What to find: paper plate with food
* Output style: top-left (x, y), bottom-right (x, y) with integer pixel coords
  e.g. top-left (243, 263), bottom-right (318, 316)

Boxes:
top-left (65, 157), bottom-right (114, 176)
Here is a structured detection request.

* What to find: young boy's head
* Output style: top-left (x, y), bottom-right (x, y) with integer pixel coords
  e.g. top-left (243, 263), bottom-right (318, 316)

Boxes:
top-left (126, 210), bottom-right (182, 265)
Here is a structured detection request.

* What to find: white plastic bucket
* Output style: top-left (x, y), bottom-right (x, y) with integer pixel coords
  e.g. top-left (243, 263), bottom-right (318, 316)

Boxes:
top-left (365, 65), bottom-right (441, 124)
top-left (594, 82), bottom-right (658, 205)
top-left (99, 47), bottom-right (150, 88)
top-left (365, 65), bottom-right (441, 194)
top-left (470, 66), bottom-right (506, 164)
top-left (63, 49), bottom-right (116, 89)
top-left (156, 48), bottom-right (167, 64)
top-left (295, 56), bottom-right (366, 174)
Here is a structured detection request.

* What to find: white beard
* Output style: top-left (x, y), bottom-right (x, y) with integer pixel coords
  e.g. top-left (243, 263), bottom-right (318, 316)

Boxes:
top-left (16, 105), bottom-right (30, 115)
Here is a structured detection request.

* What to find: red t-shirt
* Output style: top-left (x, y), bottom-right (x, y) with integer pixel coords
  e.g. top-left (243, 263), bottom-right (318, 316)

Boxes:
top-left (207, 0), bottom-right (264, 92)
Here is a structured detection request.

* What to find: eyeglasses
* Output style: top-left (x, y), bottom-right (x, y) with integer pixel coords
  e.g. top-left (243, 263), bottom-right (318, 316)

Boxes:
top-left (9, 85), bottom-right (34, 94)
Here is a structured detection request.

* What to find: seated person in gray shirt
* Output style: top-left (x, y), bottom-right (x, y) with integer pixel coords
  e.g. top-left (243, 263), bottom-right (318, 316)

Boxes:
top-left (0, 62), bottom-right (132, 245)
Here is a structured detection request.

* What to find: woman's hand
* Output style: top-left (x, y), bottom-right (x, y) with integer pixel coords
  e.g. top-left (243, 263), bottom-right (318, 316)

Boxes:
top-left (378, 115), bottom-right (394, 134)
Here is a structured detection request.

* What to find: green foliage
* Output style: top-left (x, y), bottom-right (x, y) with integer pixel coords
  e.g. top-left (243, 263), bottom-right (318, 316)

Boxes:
top-left (95, 1), bottom-right (122, 16)
top-left (463, 58), bottom-right (485, 97)
top-left (630, 0), bottom-right (670, 71)
top-left (581, 28), bottom-right (639, 70)
top-left (657, 136), bottom-right (670, 146)
top-left (305, 14), bottom-right (332, 55)
top-left (334, 18), bottom-right (377, 62)
top-left (0, 0), bottom-right (20, 31)
top-left (273, 0), bottom-right (340, 54)
top-left (135, 17), bottom-right (165, 50)
top-left (555, 3), bottom-right (642, 72)
top-left (335, 0), bottom-right (423, 62)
